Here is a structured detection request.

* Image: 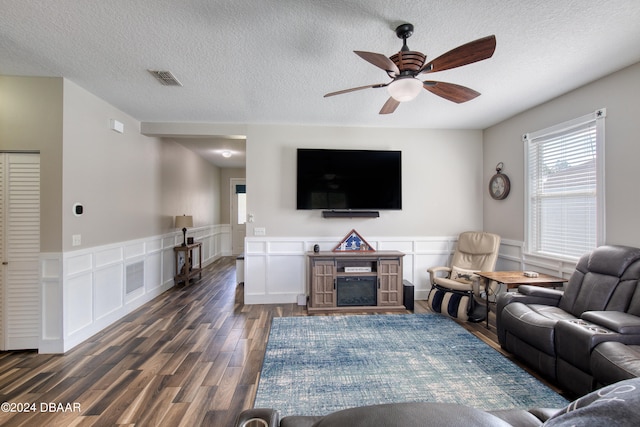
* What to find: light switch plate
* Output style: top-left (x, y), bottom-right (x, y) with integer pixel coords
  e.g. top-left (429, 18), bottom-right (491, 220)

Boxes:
top-left (254, 227), bottom-right (266, 236)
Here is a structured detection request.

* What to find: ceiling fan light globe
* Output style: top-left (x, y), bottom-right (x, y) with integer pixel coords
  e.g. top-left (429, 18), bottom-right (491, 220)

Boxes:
top-left (387, 77), bottom-right (423, 102)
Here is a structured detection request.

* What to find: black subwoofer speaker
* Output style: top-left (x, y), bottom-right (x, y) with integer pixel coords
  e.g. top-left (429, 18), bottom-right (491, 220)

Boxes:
top-left (403, 280), bottom-right (414, 311)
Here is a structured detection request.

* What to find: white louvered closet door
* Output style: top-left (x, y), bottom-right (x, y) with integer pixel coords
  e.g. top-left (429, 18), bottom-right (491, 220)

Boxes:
top-left (0, 153), bottom-right (41, 350)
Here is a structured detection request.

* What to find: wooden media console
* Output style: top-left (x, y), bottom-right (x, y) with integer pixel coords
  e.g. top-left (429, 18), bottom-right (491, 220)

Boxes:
top-left (307, 251), bottom-right (405, 313)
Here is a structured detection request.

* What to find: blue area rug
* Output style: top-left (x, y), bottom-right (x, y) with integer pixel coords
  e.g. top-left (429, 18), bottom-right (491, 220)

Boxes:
top-left (254, 314), bottom-right (568, 417)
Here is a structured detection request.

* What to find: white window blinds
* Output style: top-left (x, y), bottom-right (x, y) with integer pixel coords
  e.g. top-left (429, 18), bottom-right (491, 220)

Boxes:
top-left (524, 109), bottom-right (605, 259)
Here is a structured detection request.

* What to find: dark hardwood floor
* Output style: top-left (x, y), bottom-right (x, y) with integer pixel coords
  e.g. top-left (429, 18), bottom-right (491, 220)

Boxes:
top-left (0, 257), bottom-right (564, 426)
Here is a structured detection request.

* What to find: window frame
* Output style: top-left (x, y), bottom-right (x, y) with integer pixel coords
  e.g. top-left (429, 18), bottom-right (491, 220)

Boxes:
top-left (523, 108), bottom-right (606, 260)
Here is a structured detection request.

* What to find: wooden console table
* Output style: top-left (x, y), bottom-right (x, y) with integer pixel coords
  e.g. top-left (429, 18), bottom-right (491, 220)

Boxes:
top-left (174, 242), bottom-right (202, 285)
top-left (307, 251), bottom-right (405, 313)
top-left (476, 271), bottom-right (568, 328)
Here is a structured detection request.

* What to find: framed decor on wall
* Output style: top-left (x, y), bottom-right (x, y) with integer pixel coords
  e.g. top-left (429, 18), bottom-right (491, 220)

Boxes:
top-left (332, 229), bottom-right (375, 252)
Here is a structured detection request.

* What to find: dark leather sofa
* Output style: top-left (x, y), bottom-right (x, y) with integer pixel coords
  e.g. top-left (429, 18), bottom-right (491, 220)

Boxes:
top-left (497, 245), bottom-right (640, 396)
top-left (235, 378), bottom-right (640, 426)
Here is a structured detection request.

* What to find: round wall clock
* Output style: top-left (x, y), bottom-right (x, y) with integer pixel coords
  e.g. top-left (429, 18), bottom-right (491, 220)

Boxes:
top-left (489, 162), bottom-right (510, 200)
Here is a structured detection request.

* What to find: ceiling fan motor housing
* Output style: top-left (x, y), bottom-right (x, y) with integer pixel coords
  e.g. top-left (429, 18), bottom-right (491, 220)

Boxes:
top-left (390, 51), bottom-right (426, 74)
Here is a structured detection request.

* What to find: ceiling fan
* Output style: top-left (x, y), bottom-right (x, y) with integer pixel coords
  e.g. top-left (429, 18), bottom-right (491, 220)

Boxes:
top-left (324, 23), bottom-right (496, 114)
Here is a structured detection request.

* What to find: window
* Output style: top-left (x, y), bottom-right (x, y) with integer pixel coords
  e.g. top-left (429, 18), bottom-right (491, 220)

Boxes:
top-left (524, 109), bottom-right (605, 259)
top-left (235, 184), bottom-right (246, 225)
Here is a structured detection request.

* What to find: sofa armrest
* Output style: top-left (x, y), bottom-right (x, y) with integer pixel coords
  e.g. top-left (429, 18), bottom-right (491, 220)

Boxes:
top-left (555, 313), bottom-right (640, 377)
top-left (582, 311), bottom-right (640, 336)
top-left (517, 285), bottom-right (564, 300)
top-left (235, 408), bottom-right (279, 427)
top-left (496, 286), bottom-right (563, 315)
top-left (496, 289), bottom-right (564, 345)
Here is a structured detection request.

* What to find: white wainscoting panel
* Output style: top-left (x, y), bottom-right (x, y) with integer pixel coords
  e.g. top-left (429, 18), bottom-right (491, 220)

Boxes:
top-left (95, 246), bottom-right (123, 268)
top-left (377, 240), bottom-right (414, 253)
top-left (147, 238), bottom-right (163, 252)
top-left (39, 224), bottom-right (230, 353)
top-left (243, 236), bottom-right (577, 305)
top-left (67, 253), bottom-right (93, 276)
top-left (145, 252), bottom-right (162, 292)
top-left (40, 253), bottom-right (63, 353)
top-left (66, 273), bottom-right (94, 335)
top-left (244, 255), bottom-right (268, 303)
top-left (244, 236), bottom-right (461, 304)
top-left (125, 242), bottom-right (145, 259)
top-left (268, 254), bottom-right (306, 294)
top-left (498, 239), bottom-right (576, 279)
top-left (94, 264), bottom-right (124, 320)
top-left (41, 282), bottom-right (61, 337)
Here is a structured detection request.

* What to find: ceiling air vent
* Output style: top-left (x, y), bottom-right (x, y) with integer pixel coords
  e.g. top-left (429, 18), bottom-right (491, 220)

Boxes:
top-left (147, 70), bottom-right (183, 86)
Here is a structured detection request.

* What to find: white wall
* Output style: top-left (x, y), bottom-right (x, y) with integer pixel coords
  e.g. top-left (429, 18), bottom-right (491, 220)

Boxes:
top-left (242, 124), bottom-right (484, 303)
top-left (483, 62), bottom-right (640, 249)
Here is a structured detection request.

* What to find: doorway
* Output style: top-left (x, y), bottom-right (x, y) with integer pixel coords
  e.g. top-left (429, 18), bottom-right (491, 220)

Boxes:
top-left (0, 152), bottom-right (41, 350)
top-left (230, 178), bottom-right (246, 255)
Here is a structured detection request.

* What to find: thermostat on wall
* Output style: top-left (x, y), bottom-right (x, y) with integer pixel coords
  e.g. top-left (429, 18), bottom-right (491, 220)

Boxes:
top-left (73, 203), bottom-right (84, 216)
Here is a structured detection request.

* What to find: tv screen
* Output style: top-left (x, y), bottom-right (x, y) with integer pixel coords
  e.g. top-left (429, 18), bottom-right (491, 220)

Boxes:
top-left (296, 148), bottom-right (402, 210)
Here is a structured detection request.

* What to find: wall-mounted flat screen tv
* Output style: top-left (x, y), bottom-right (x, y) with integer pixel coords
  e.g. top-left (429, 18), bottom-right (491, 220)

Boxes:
top-left (296, 148), bottom-right (402, 210)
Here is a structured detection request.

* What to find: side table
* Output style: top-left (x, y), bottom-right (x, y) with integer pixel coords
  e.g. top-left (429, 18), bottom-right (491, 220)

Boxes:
top-left (476, 271), bottom-right (568, 328)
top-left (174, 242), bottom-right (202, 285)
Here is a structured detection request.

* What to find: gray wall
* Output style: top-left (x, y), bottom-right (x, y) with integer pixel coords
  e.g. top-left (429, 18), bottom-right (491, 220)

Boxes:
top-left (483, 62), bottom-right (640, 247)
top-left (1, 76), bottom-right (223, 253)
top-left (244, 124), bottom-right (484, 239)
top-left (61, 79), bottom-right (222, 251)
top-left (0, 76), bottom-right (64, 252)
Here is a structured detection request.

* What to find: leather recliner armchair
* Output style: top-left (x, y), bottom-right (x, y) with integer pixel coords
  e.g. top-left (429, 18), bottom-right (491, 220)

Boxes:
top-left (427, 231), bottom-right (501, 321)
top-left (497, 245), bottom-right (640, 396)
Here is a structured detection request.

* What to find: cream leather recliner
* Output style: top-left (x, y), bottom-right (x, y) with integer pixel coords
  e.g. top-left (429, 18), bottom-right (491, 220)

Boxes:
top-left (427, 231), bottom-right (501, 321)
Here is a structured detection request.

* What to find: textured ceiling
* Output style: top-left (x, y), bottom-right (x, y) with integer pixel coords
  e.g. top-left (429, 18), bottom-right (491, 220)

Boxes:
top-left (2, 1), bottom-right (640, 135)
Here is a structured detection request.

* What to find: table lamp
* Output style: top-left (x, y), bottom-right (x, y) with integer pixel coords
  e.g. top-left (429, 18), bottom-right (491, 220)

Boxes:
top-left (175, 215), bottom-right (193, 246)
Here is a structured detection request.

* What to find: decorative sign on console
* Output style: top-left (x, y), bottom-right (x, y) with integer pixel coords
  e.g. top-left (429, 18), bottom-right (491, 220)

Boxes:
top-left (332, 229), bottom-right (375, 252)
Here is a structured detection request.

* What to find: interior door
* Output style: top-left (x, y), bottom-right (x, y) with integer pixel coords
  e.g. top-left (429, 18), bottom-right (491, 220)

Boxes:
top-left (231, 179), bottom-right (246, 255)
top-left (0, 153), bottom-right (41, 350)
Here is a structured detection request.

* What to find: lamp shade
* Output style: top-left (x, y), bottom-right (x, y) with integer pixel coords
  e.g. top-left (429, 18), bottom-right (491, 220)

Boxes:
top-left (175, 215), bottom-right (193, 229)
top-left (387, 77), bottom-right (424, 102)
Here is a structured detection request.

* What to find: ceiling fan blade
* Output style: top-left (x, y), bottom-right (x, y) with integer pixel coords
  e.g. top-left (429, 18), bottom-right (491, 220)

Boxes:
top-left (423, 81), bottom-right (481, 103)
top-left (379, 97), bottom-right (400, 114)
top-left (324, 83), bottom-right (387, 97)
top-left (420, 35), bottom-right (496, 74)
top-left (354, 51), bottom-right (400, 76)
